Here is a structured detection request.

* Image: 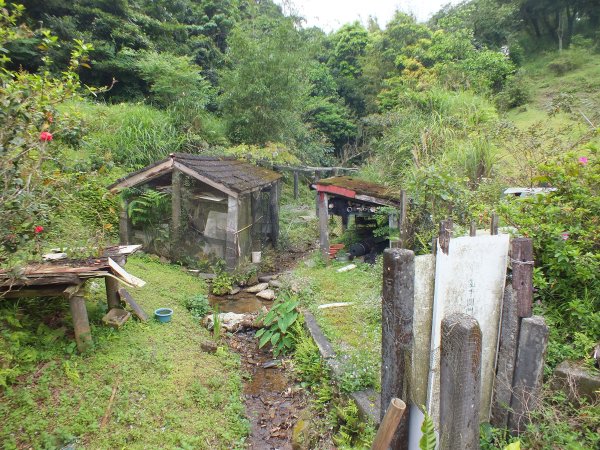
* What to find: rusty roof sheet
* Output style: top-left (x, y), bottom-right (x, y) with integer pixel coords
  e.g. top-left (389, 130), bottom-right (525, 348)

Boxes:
top-left (108, 153), bottom-right (281, 194)
top-left (315, 176), bottom-right (401, 203)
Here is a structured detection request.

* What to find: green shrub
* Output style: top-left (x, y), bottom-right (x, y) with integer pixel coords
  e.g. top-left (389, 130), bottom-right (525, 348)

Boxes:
top-left (184, 294), bottom-right (211, 320)
top-left (256, 292), bottom-right (300, 357)
top-left (495, 74), bottom-right (530, 110)
top-left (501, 149), bottom-right (599, 367)
top-left (547, 51), bottom-right (585, 76)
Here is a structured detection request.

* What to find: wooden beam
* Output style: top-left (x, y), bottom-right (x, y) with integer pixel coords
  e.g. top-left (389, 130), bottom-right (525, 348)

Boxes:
top-left (511, 237), bottom-right (534, 318)
top-left (318, 192), bottom-right (330, 261)
top-left (108, 159), bottom-right (173, 193)
top-left (269, 181), bottom-right (280, 248)
top-left (118, 288), bottom-right (149, 322)
top-left (355, 194), bottom-right (399, 207)
top-left (225, 195), bottom-right (239, 269)
top-left (173, 161), bottom-right (238, 198)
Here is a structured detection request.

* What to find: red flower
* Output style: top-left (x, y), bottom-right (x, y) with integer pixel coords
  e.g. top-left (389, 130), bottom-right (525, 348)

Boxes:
top-left (39, 131), bottom-right (53, 142)
top-left (34, 226), bottom-right (44, 234)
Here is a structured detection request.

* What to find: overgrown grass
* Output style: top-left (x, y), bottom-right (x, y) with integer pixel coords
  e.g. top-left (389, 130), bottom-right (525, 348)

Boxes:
top-left (0, 255), bottom-right (248, 449)
top-left (291, 253), bottom-right (382, 393)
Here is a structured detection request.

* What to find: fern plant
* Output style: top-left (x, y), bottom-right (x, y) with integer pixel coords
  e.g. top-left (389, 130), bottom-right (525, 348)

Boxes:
top-left (419, 409), bottom-right (436, 450)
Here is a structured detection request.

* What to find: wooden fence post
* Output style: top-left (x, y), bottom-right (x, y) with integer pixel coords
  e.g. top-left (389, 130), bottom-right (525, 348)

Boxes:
top-left (439, 313), bottom-right (482, 450)
top-left (491, 213), bottom-right (499, 235)
top-left (381, 248), bottom-right (414, 449)
top-left (508, 316), bottom-right (549, 435)
top-left (511, 237), bottom-right (534, 318)
top-left (438, 219), bottom-right (453, 255)
top-left (105, 255), bottom-right (125, 310)
top-left (491, 285), bottom-right (519, 428)
top-left (398, 190), bottom-right (408, 248)
top-left (269, 180), bottom-right (280, 248)
top-left (171, 168), bottom-right (182, 259)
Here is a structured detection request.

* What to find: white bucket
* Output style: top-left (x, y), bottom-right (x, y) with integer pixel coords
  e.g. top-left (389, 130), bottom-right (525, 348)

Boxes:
top-left (251, 251), bottom-right (262, 263)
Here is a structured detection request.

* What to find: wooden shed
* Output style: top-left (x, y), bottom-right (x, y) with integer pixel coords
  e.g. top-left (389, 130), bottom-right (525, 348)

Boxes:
top-left (311, 176), bottom-right (405, 258)
top-left (108, 153), bottom-right (282, 268)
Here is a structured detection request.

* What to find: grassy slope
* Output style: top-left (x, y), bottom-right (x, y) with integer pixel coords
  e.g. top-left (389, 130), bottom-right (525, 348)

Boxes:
top-left (0, 255), bottom-right (248, 449)
top-left (507, 49), bottom-right (600, 130)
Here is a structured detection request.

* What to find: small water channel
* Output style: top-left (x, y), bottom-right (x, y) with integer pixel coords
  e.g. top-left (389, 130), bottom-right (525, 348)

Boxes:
top-left (210, 291), bottom-right (306, 449)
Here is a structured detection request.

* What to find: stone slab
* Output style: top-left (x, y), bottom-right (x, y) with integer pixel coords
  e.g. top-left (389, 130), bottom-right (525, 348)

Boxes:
top-left (427, 234), bottom-right (509, 427)
top-left (553, 361), bottom-right (600, 402)
top-left (508, 315), bottom-right (548, 434)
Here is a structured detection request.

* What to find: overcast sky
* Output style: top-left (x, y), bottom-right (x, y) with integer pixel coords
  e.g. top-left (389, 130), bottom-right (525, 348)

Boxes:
top-left (276, 0), bottom-right (462, 32)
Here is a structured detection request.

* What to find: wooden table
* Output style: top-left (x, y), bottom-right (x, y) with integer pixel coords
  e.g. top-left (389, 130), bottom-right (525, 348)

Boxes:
top-left (0, 245), bottom-right (143, 351)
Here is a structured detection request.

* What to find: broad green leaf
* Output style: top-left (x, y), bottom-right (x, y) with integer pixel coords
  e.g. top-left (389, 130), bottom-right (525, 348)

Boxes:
top-left (255, 328), bottom-right (265, 338)
top-left (419, 410), bottom-right (436, 450)
top-left (259, 331), bottom-right (272, 348)
top-left (504, 442), bottom-right (520, 450)
top-left (270, 332), bottom-right (280, 346)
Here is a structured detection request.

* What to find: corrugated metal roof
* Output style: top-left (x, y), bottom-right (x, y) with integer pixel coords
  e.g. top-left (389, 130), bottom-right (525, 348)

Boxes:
top-left (108, 153), bottom-right (281, 194)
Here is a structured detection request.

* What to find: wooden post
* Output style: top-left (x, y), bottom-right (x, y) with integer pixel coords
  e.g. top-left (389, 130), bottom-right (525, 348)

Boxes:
top-left (511, 237), bottom-right (534, 318)
top-left (118, 288), bottom-right (149, 322)
top-left (171, 168), bottom-right (183, 259)
top-left (318, 192), bottom-right (330, 261)
top-left (470, 220), bottom-right (477, 237)
top-left (491, 286), bottom-right (519, 428)
top-left (225, 195), bottom-right (239, 269)
top-left (381, 248), bottom-right (414, 449)
top-left (251, 191), bottom-right (261, 250)
top-left (269, 181), bottom-right (280, 248)
top-left (293, 171), bottom-right (299, 199)
top-left (66, 287), bottom-right (93, 352)
top-left (508, 316), bottom-right (548, 435)
top-left (119, 197), bottom-right (131, 245)
top-left (439, 313), bottom-right (482, 450)
top-left (491, 213), bottom-right (499, 235)
top-left (438, 219), bottom-right (453, 255)
top-left (398, 190), bottom-right (408, 248)
top-left (371, 398), bottom-right (407, 450)
top-left (105, 255), bottom-right (125, 311)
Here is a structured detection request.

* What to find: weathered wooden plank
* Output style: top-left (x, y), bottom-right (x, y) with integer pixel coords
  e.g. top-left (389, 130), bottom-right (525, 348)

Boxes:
top-left (318, 192), bottom-right (330, 260)
top-left (511, 237), bottom-right (534, 318)
top-left (491, 213), bottom-right (499, 235)
top-left (508, 316), bottom-right (548, 435)
top-left (118, 288), bottom-right (149, 322)
top-left (439, 313), bottom-right (482, 450)
top-left (438, 219), bottom-right (453, 255)
top-left (491, 285), bottom-right (519, 428)
top-left (119, 197), bottom-right (131, 245)
top-left (108, 258), bottom-right (145, 287)
top-left (381, 248), bottom-right (414, 450)
top-left (108, 159), bottom-right (173, 193)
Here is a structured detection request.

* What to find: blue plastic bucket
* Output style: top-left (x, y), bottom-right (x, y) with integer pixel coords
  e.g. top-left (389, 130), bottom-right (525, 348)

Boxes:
top-left (154, 308), bottom-right (173, 323)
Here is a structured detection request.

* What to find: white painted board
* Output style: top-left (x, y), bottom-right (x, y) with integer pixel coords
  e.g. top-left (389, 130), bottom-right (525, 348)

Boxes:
top-left (426, 234), bottom-right (509, 429)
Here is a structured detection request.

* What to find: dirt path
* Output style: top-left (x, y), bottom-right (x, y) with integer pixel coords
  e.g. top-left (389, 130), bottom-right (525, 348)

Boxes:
top-left (227, 331), bottom-right (307, 449)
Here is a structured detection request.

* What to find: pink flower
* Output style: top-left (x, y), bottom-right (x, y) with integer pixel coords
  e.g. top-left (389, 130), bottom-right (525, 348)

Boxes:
top-left (578, 156), bottom-right (588, 165)
top-left (39, 131), bottom-right (53, 142)
top-left (34, 225), bottom-right (44, 234)
top-left (561, 232), bottom-right (569, 240)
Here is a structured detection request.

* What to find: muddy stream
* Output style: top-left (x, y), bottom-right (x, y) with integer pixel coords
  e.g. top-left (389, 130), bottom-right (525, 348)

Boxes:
top-left (210, 292), bottom-right (307, 449)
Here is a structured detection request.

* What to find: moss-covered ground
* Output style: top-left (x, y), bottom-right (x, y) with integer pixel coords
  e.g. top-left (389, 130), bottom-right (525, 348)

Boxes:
top-left (0, 255), bottom-right (248, 449)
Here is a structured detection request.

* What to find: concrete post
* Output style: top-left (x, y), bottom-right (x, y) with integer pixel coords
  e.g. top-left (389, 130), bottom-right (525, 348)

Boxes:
top-left (508, 316), bottom-right (548, 435)
top-left (381, 248), bottom-right (414, 449)
top-left (439, 313), bottom-right (482, 450)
